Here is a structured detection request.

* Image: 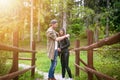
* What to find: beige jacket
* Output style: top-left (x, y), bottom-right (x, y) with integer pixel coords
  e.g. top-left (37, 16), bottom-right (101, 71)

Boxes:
top-left (46, 27), bottom-right (58, 60)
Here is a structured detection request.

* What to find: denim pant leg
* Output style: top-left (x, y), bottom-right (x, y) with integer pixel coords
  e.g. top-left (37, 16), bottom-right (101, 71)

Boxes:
top-left (48, 50), bottom-right (58, 78)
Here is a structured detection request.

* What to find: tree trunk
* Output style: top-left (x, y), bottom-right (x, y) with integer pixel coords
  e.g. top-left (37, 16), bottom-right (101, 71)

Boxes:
top-left (94, 25), bottom-right (99, 42)
top-left (30, 0), bottom-right (34, 49)
top-left (37, 5), bottom-right (40, 42)
top-left (63, 12), bottom-right (67, 34)
top-left (105, 0), bottom-right (110, 38)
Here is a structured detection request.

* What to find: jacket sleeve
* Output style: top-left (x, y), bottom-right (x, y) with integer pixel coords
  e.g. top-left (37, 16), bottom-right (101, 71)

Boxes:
top-left (46, 30), bottom-right (56, 40)
top-left (60, 38), bottom-right (70, 50)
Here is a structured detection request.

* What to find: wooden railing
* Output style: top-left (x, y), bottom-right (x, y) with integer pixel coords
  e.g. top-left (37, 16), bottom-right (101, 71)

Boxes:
top-left (0, 29), bottom-right (36, 80)
top-left (73, 30), bottom-right (120, 80)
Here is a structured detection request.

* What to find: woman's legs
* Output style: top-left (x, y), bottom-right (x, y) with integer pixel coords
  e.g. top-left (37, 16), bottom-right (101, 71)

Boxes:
top-left (61, 53), bottom-right (66, 78)
top-left (65, 52), bottom-right (72, 78)
top-left (61, 52), bottom-right (72, 78)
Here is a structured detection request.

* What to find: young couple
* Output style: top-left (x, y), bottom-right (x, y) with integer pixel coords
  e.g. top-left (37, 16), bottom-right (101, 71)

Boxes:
top-left (46, 19), bottom-right (72, 80)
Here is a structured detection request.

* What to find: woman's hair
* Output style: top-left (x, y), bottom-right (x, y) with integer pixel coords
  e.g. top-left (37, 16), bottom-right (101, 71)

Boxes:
top-left (59, 28), bottom-right (65, 36)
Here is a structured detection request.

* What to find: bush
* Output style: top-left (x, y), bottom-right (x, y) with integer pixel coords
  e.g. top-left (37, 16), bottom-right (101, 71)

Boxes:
top-left (0, 51), bottom-right (11, 75)
top-left (94, 43), bottom-right (120, 80)
top-left (68, 18), bottom-right (85, 39)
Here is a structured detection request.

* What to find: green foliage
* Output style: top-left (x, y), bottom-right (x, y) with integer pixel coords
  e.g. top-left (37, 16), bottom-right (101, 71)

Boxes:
top-left (95, 43), bottom-right (120, 80)
top-left (68, 18), bottom-right (84, 38)
top-left (97, 43), bottom-right (120, 60)
top-left (19, 71), bottom-right (43, 80)
top-left (0, 51), bottom-right (11, 75)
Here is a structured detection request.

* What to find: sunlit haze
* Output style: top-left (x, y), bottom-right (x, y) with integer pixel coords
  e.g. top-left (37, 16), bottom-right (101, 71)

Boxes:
top-left (0, 0), bottom-right (20, 16)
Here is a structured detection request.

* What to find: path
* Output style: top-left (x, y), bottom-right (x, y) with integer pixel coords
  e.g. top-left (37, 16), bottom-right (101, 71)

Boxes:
top-left (19, 64), bottom-right (63, 80)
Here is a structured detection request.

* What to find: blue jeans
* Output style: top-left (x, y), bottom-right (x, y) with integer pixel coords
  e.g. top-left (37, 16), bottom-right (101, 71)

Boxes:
top-left (48, 50), bottom-right (58, 78)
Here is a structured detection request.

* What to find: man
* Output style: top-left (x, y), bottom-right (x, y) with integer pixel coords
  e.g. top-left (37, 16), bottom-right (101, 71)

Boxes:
top-left (46, 19), bottom-right (69, 80)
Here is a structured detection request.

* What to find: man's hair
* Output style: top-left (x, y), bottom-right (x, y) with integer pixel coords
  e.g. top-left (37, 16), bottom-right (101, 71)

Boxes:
top-left (50, 19), bottom-right (57, 24)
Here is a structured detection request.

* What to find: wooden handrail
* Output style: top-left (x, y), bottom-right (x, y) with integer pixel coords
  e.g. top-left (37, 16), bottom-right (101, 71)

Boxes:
top-left (75, 63), bottom-right (116, 80)
top-left (8, 57), bottom-right (36, 61)
top-left (0, 43), bottom-right (36, 53)
top-left (74, 32), bottom-right (120, 51)
top-left (0, 66), bottom-right (35, 80)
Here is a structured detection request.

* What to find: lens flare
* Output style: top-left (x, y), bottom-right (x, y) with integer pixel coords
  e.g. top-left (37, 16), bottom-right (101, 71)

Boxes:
top-left (0, 0), bottom-right (10, 6)
top-left (0, 0), bottom-right (21, 16)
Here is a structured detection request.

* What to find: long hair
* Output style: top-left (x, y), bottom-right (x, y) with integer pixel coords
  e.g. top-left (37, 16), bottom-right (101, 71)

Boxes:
top-left (59, 28), bottom-right (65, 36)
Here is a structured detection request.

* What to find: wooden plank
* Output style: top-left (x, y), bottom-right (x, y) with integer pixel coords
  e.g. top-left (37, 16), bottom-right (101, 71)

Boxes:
top-left (74, 32), bottom-right (120, 51)
top-left (75, 40), bottom-right (80, 76)
top-left (8, 58), bottom-right (32, 60)
top-left (0, 66), bottom-right (35, 80)
top-left (87, 30), bottom-right (93, 80)
top-left (79, 58), bottom-right (88, 66)
top-left (9, 29), bottom-right (19, 80)
top-left (78, 58), bottom-right (101, 80)
top-left (0, 43), bottom-right (36, 53)
top-left (31, 41), bottom-right (36, 77)
top-left (75, 63), bottom-right (116, 80)
top-left (84, 66), bottom-right (116, 80)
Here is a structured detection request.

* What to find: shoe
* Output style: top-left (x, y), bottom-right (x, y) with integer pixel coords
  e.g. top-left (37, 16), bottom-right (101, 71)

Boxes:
top-left (62, 78), bottom-right (65, 80)
top-left (51, 78), bottom-right (56, 80)
top-left (48, 78), bottom-right (56, 80)
top-left (67, 78), bottom-right (73, 80)
top-left (48, 78), bottom-right (52, 80)
top-left (70, 78), bottom-right (73, 80)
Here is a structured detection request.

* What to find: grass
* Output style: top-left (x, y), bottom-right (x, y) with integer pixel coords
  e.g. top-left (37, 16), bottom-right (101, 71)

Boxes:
top-left (19, 71), bottom-right (43, 80)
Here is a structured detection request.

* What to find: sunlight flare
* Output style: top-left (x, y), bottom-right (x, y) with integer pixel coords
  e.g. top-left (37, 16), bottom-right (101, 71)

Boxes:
top-left (0, 0), bottom-right (21, 16)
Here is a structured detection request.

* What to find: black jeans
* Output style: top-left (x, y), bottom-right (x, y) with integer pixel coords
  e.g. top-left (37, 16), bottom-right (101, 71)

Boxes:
top-left (60, 51), bottom-right (72, 78)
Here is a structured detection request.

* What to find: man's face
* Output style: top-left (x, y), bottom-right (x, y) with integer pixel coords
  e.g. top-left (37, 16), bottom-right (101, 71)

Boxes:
top-left (53, 23), bottom-right (58, 28)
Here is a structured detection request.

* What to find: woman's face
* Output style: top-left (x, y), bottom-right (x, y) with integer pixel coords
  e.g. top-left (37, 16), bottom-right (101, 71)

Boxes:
top-left (59, 30), bottom-right (64, 36)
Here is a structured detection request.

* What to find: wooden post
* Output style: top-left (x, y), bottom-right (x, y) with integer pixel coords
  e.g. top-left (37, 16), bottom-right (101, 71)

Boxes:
top-left (75, 40), bottom-right (80, 76)
top-left (31, 41), bottom-right (36, 77)
top-left (87, 30), bottom-right (94, 80)
top-left (9, 29), bottom-right (19, 80)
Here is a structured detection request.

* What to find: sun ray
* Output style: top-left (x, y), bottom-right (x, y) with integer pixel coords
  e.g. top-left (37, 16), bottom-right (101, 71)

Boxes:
top-left (0, 0), bottom-right (21, 16)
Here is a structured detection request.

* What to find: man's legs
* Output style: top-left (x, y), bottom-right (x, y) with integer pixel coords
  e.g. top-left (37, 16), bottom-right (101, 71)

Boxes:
top-left (48, 50), bottom-right (58, 79)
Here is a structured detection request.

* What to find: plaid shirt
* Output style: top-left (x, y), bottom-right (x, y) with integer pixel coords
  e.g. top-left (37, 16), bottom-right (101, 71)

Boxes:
top-left (46, 27), bottom-right (58, 60)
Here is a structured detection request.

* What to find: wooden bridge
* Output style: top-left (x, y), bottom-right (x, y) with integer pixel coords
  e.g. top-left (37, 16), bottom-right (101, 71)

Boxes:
top-left (0, 29), bottom-right (119, 80)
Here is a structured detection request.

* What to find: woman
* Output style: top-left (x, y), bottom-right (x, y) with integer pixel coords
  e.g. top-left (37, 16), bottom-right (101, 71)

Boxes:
top-left (58, 28), bottom-right (72, 80)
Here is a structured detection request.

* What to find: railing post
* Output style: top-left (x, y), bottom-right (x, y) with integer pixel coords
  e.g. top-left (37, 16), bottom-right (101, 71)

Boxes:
top-left (87, 30), bottom-right (94, 80)
top-left (9, 29), bottom-right (19, 80)
top-left (75, 40), bottom-right (80, 76)
top-left (31, 41), bottom-right (36, 77)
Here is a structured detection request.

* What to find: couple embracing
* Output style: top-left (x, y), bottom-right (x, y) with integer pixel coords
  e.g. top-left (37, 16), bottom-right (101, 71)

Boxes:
top-left (46, 19), bottom-right (72, 80)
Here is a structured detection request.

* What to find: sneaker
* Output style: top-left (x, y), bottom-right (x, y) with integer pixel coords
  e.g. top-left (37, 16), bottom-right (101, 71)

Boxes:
top-left (51, 78), bottom-right (56, 80)
top-left (62, 78), bottom-right (65, 80)
top-left (68, 78), bottom-right (73, 80)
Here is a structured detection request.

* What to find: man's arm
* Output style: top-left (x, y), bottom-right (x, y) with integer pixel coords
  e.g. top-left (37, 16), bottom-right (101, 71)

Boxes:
top-left (47, 30), bottom-right (70, 41)
top-left (56, 34), bottom-right (69, 41)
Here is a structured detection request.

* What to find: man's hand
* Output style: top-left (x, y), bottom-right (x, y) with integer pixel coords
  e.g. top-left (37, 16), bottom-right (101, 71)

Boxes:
top-left (58, 48), bottom-right (61, 52)
top-left (65, 34), bottom-right (70, 38)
